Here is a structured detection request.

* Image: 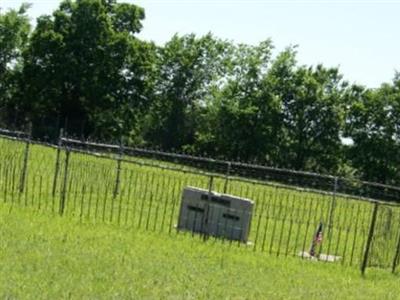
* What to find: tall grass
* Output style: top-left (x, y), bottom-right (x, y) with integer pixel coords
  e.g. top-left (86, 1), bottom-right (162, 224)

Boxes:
top-left (1, 136), bottom-right (400, 271)
top-left (1, 202), bottom-right (400, 299)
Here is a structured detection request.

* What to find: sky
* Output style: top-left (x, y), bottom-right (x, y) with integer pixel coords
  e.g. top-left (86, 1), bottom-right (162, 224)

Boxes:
top-left (1, 0), bottom-right (399, 88)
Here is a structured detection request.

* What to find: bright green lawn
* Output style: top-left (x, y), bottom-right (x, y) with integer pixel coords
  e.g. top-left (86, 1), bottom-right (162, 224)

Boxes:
top-left (1, 136), bottom-right (400, 270)
top-left (1, 203), bottom-right (399, 299)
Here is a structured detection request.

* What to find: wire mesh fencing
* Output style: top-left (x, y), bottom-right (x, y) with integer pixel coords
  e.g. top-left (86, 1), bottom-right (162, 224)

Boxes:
top-left (1, 129), bottom-right (400, 275)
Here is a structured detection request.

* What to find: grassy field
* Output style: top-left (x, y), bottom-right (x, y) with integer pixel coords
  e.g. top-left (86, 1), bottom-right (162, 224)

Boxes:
top-left (1, 136), bottom-right (400, 271)
top-left (1, 202), bottom-right (400, 299)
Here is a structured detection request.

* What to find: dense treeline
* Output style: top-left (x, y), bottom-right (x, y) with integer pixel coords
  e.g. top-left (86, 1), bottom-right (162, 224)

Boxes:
top-left (1, 0), bottom-right (400, 185)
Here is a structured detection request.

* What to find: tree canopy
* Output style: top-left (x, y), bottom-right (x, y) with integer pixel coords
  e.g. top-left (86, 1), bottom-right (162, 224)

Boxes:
top-left (1, 0), bottom-right (399, 185)
top-left (0, 3), bottom-right (31, 125)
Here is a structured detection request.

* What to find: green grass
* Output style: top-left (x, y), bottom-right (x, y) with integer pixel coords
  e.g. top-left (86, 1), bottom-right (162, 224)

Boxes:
top-left (1, 202), bottom-right (400, 299)
top-left (1, 136), bottom-right (400, 271)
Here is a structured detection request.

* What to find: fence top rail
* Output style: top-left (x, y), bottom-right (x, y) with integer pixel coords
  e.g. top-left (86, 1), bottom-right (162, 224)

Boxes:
top-left (62, 137), bottom-right (120, 150)
top-left (61, 136), bottom-right (400, 193)
top-left (62, 137), bottom-right (336, 175)
top-left (2, 127), bottom-right (400, 201)
top-left (0, 128), bottom-right (29, 138)
top-left (66, 137), bottom-right (329, 174)
top-left (63, 143), bottom-right (400, 208)
top-left (0, 133), bottom-right (59, 149)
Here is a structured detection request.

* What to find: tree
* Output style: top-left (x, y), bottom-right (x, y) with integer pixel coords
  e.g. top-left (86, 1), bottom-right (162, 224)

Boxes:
top-left (195, 40), bottom-right (282, 162)
top-left (280, 65), bottom-right (346, 173)
top-left (142, 33), bottom-right (231, 151)
top-left (0, 4), bottom-right (31, 126)
top-left (20, 0), bottom-right (155, 140)
top-left (4, 0), bottom-right (399, 184)
top-left (345, 75), bottom-right (400, 184)
top-left (264, 47), bottom-right (347, 173)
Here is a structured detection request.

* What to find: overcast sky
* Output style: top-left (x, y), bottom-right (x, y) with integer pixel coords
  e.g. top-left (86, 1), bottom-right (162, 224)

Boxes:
top-left (1, 0), bottom-right (399, 88)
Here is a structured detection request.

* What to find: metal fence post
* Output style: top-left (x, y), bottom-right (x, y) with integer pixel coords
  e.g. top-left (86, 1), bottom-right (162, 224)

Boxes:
top-left (325, 176), bottom-right (338, 256)
top-left (329, 177), bottom-right (338, 223)
top-left (361, 202), bottom-right (379, 275)
top-left (202, 175), bottom-right (214, 241)
top-left (391, 227), bottom-right (400, 273)
top-left (19, 122), bottom-right (32, 193)
top-left (59, 147), bottom-right (70, 216)
top-left (113, 142), bottom-right (123, 199)
top-left (52, 128), bottom-right (64, 197)
top-left (223, 162), bottom-right (231, 194)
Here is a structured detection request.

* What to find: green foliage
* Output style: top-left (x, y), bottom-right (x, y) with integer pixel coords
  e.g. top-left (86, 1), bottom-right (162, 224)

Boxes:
top-left (195, 44), bottom-right (347, 174)
top-left (345, 77), bottom-right (400, 184)
top-left (20, 0), bottom-right (155, 139)
top-left (0, 0), bottom-right (399, 185)
top-left (195, 40), bottom-right (281, 161)
top-left (0, 4), bottom-right (31, 124)
top-left (143, 33), bottom-right (231, 150)
top-left (278, 64), bottom-right (347, 173)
